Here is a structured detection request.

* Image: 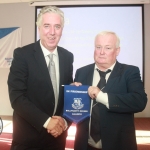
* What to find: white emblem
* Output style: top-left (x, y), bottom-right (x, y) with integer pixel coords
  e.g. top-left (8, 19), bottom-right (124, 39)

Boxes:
top-left (72, 98), bottom-right (84, 109)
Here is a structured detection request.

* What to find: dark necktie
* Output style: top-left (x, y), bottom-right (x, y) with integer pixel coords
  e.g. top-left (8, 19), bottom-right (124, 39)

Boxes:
top-left (90, 69), bottom-right (111, 143)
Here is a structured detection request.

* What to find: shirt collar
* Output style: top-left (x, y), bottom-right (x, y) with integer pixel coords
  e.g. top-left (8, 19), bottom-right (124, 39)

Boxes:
top-left (40, 40), bottom-right (58, 57)
top-left (95, 61), bottom-right (116, 72)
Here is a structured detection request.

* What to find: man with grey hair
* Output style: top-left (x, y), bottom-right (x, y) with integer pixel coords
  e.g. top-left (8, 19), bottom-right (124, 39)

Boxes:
top-left (8, 6), bottom-right (73, 150)
top-left (73, 31), bottom-right (147, 150)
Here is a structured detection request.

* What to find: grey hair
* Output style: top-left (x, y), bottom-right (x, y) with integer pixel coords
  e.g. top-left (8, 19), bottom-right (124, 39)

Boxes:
top-left (36, 6), bottom-right (64, 27)
top-left (95, 31), bottom-right (120, 48)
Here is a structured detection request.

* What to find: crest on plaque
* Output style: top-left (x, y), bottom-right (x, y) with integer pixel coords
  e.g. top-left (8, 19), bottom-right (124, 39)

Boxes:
top-left (72, 98), bottom-right (84, 109)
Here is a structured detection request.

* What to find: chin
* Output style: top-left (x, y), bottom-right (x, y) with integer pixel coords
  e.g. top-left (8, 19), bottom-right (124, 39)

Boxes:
top-left (97, 61), bottom-right (105, 64)
top-left (47, 43), bottom-right (57, 47)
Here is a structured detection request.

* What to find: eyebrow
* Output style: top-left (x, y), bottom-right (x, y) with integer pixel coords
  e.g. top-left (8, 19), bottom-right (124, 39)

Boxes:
top-left (43, 23), bottom-right (61, 26)
top-left (43, 23), bottom-right (50, 26)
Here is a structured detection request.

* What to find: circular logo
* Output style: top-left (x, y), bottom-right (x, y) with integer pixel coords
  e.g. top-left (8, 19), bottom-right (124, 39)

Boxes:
top-left (0, 117), bottom-right (3, 135)
top-left (72, 98), bottom-right (84, 109)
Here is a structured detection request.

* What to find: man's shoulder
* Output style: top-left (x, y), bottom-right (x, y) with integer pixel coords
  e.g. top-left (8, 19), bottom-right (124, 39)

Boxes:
top-left (116, 62), bottom-right (140, 75)
top-left (14, 41), bottom-right (38, 53)
top-left (57, 46), bottom-right (73, 56)
top-left (12, 42), bottom-right (40, 62)
top-left (117, 61), bottom-right (139, 70)
top-left (77, 63), bottom-right (95, 71)
top-left (23, 42), bottom-right (36, 48)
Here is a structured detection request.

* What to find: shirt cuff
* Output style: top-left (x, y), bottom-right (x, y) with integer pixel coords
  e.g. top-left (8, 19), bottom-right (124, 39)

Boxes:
top-left (96, 91), bottom-right (109, 108)
top-left (43, 117), bottom-right (51, 128)
top-left (63, 118), bottom-right (68, 130)
top-left (43, 117), bottom-right (68, 130)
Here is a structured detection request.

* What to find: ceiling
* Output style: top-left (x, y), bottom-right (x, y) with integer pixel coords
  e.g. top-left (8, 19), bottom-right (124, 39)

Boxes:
top-left (0, 0), bottom-right (82, 4)
top-left (0, 0), bottom-right (150, 5)
top-left (0, 0), bottom-right (29, 3)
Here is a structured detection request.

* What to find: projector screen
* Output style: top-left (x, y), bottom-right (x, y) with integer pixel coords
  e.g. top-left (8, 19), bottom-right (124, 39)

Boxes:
top-left (35, 5), bottom-right (144, 80)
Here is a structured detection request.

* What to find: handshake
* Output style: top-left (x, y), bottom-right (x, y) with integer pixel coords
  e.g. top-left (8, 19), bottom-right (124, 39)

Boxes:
top-left (46, 116), bottom-right (66, 138)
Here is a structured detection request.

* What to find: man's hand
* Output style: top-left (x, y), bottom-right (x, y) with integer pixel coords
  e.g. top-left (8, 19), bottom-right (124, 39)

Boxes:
top-left (70, 82), bottom-right (82, 86)
top-left (88, 86), bottom-right (100, 99)
top-left (47, 116), bottom-right (65, 138)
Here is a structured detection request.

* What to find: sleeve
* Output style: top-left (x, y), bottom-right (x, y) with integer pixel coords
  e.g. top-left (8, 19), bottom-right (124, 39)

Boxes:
top-left (96, 92), bottom-right (109, 108)
top-left (108, 66), bottom-right (147, 113)
top-left (7, 48), bottom-right (49, 132)
top-left (66, 52), bottom-right (74, 127)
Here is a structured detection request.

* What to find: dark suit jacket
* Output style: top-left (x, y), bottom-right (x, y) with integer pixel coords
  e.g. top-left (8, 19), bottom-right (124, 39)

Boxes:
top-left (7, 40), bottom-right (73, 149)
top-left (74, 62), bottom-right (147, 150)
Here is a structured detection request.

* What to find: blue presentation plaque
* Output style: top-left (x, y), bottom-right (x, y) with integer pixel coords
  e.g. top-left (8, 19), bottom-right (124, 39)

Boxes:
top-left (63, 85), bottom-right (91, 124)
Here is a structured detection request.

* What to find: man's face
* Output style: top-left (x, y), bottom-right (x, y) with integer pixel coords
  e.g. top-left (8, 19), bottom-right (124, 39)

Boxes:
top-left (38, 12), bottom-right (63, 51)
top-left (94, 34), bottom-right (120, 70)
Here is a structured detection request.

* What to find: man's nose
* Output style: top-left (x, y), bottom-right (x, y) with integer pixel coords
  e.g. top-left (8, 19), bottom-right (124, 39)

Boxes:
top-left (49, 26), bottom-right (55, 35)
top-left (100, 48), bottom-right (105, 54)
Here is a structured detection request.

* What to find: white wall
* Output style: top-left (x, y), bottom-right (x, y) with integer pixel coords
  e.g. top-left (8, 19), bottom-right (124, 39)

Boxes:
top-left (0, 3), bottom-right (149, 117)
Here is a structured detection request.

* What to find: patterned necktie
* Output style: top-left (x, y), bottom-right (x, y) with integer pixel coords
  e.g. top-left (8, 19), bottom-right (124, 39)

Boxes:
top-left (90, 69), bottom-right (111, 143)
top-left (48, 54), bottom-right (57, 114)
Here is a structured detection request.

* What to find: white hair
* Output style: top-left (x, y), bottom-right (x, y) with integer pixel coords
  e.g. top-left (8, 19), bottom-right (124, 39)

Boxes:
top-left (36, 6), bottom-right (64, 27)
top-left (95, 31), bottom-right (120, 48)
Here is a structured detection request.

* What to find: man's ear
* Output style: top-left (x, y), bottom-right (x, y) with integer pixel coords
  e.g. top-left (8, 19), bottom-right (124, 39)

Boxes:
top-left (116, 47), bottom-right (120, 56)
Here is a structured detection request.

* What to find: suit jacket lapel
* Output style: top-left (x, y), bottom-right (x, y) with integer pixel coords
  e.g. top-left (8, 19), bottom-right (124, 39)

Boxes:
top-left (104, 61), bottom-right (122, 92)
top-left (57, 47), bottom-right (66, 107)
top-left (57, 47), bottom-right (65, 89)
top-left (33, 41), bottom-right (53, 89)
top-left (86, 64), bottom-right (95, 86)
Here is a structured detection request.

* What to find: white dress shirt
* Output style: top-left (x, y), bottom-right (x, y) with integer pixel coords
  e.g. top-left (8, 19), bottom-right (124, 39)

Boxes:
top-left (40, 41), bottom-right (60, 99)
top-left (88, 62), bottom-right (116, 148)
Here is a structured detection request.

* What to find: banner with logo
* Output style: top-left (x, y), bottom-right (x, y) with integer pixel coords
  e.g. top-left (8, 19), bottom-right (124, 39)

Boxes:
top-left (63, 85), bottom-right (91, 124)
top-left (0, 27), bottom-right (22, 68)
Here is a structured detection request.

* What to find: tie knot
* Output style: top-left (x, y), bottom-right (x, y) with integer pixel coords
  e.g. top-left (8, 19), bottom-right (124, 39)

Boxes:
top-left (97, 69), bottom-right (111, 78)
top-left (48, 54), bottom-right (54, 66)
top-left (48, 54), bottom-right (54, 62)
